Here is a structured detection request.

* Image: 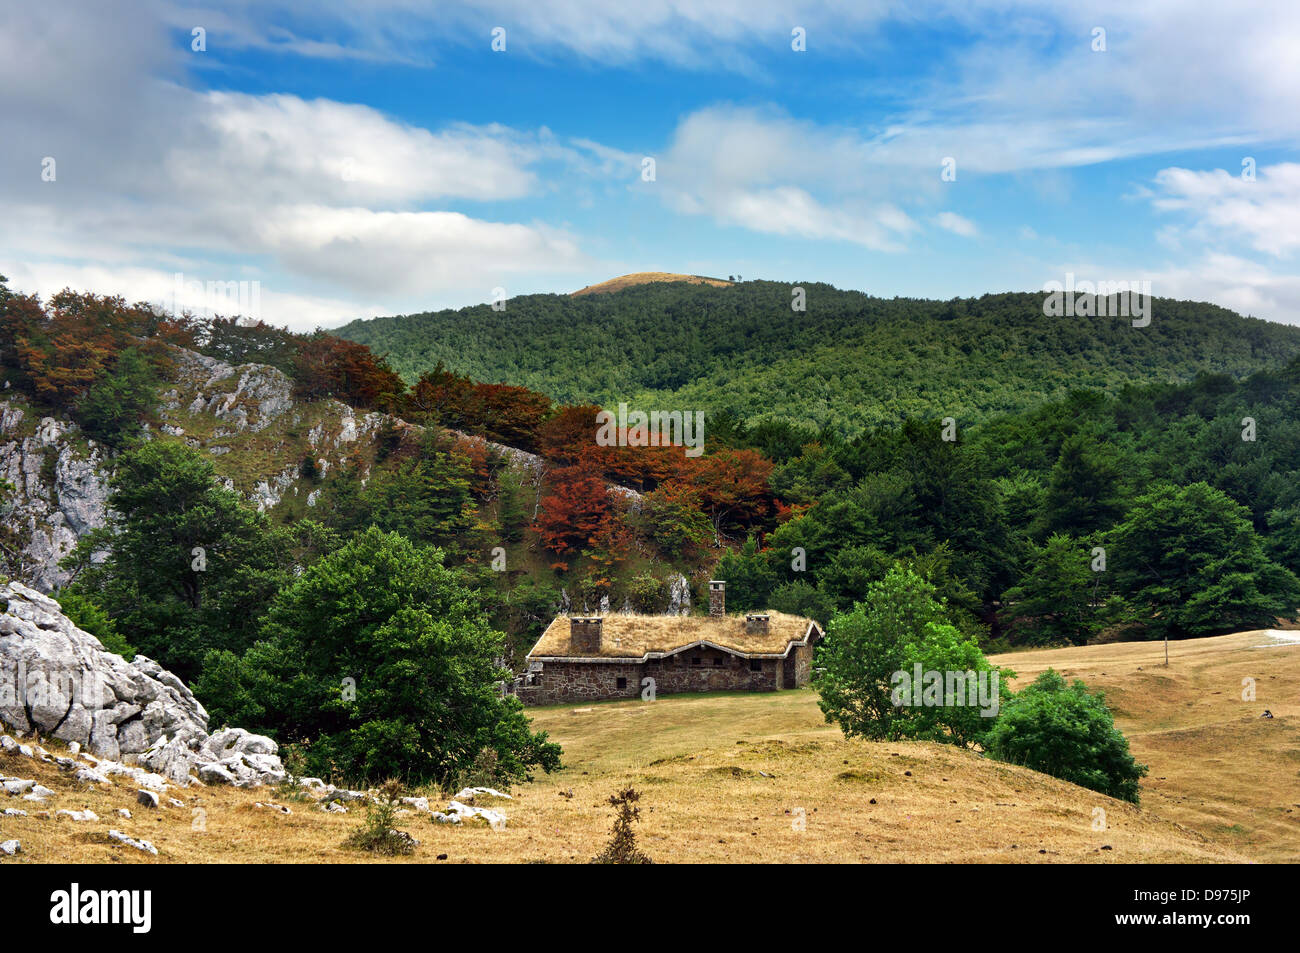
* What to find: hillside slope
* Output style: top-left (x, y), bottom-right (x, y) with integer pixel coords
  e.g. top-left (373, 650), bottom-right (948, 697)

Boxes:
top-left (991, 629), bottom-right (1300, 863)
top-left (11, 627), bottom-right (1297, 863)
top-left (338, 281), bottom-right (1300, 434)
top-left (0, 345), bottom-right (551, 592)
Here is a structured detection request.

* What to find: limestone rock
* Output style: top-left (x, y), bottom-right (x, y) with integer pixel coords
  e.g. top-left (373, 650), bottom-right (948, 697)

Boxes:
top-left (107, 829), bottom-right (158, 855)
top-left (0, 581), bottom-right (285, 787)
top-left (56, 808), bottom-right (98, 822)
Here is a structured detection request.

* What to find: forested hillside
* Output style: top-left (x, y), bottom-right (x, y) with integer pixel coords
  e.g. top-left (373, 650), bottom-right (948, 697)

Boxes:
top-left (338, 280), bottom-right (1300, 434)
top-left (4, 273), bottom-right (1299, 790)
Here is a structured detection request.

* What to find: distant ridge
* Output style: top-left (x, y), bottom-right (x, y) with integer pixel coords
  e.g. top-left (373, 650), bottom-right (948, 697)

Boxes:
top-left (338, 281), bottom-right (1300, 434)
top-left (571, 271), bottom-right (732, 296)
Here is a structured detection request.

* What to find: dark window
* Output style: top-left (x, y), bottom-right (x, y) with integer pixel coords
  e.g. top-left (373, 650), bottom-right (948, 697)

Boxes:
top-left (691, 656), bottom-right (701, 666)
top-left (616, 677), bottom-right (627, 690)
top-left (750, 659), bottom-right (762, 672)
top-left (713, 656), bottom-right (724, 667)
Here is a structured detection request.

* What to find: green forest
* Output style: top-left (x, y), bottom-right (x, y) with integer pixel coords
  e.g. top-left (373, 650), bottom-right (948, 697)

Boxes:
top-left (339, 281), bottom-right (1300, 434)
top-left (5, 275), bottom-right (1299, 791)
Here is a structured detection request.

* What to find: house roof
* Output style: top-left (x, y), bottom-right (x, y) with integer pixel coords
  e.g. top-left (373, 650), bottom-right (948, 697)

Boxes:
top-left (526, 611), bottom-right (822, 663)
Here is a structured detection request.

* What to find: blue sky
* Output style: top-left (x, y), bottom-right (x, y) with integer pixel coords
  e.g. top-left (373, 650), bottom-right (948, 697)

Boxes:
top-left (3, 1), bottom-right (1299, 328)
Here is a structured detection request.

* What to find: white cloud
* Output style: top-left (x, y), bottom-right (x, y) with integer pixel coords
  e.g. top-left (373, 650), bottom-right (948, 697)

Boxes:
top-left (934, 212), bottom-right (978, 237)
top-left (4, 261), bottom-right (375, 331)
top-left (0, 5), bottom-right (597, 328)
top-left (175, 93), bottom-right (542, 205)
top-left (1150, 163), bottom-right (1300, 258)
top-left (659, 106), bottom-right (921, 249)
top-left (1149, 253), bottom-right (1300, 327)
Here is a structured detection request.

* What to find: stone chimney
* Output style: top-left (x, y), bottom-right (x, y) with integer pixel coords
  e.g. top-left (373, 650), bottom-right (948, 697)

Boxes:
top-left (709, 580), bottom-right (726, 617)
top-left (570, 616), bottom-right (603, 654)
top-left (745, 613), bottom-right (770, 634)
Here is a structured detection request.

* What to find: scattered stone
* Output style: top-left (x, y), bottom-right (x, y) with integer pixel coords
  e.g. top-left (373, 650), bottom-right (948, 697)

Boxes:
top-left (115, 808), bottom-right (132, 819)
top-left (107, 830), bottom-right (158, 855)
top-left (0, 839), bottom-right (19, 856)
top-left (22, 785), bottom-right (55, 802)
top-left (56, 808), bottom-right (98, 822)
top-left (75, 767), bottom-right (111, 785)
top-left (253, 801), bottom-right (291, 814)
top-left (1262, 710), bottom-right (1274, 718)
top-left (167, 797), bottom-right (184, 808)
top-left (387, 829), bottom-right (419, 849)
top-left (432, 800), bottom-right (507, 830)
top-left (322, 802), bottom-right (348, 814)
top-left (197, 762), bottom-right (237, 785)
top-left (136, 789), bottom-right (160, 809)
top-left (2, 808), bottom-right (27, 817)
top-left (2, 778), bottom-right (35, 796)
top-left (297, 777), bottom-right (327, 793)
top-left (453, 786), bottom-right (512, 803)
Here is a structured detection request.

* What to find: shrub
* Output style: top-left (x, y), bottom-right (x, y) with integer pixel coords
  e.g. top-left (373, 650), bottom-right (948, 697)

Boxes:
top-left (343, 780), bottom-right (416, 856)
top-left (591, 787), bottom-right (652, 865)
top-left (626, 572), bottom-right (666, 614)
top-left (983, 669), bottom-right (1147, 803)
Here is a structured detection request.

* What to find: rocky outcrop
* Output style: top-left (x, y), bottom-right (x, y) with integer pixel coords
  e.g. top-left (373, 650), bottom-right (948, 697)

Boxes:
top-left (0, 407), bottom-right (111, 592)
top-left (3, 341), bottom-right (640, 590)
top-left (0, 581), bottom-right (283, 787)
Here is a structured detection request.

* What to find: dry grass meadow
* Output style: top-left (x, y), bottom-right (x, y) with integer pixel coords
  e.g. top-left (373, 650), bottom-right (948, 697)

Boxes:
top-left (2, 628), bottom-right (1296, 864)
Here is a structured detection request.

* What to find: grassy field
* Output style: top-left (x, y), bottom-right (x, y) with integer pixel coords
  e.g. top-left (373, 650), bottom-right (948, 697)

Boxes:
top-left (2, 629), bottom-right (1296, 864)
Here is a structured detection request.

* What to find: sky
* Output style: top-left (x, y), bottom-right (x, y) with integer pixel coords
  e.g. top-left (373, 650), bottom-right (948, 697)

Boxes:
top-left (2, 0), bottom-right (1299, 330)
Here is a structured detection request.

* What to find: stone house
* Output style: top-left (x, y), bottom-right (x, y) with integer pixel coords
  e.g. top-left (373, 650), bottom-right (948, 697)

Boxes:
top-left (513, 581), bottom-right (824, 705)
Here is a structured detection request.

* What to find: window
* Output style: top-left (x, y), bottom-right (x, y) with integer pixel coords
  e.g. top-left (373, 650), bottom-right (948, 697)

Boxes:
top-left (713, 656), bottom-right (723, 667)
top-left (750, 659), bottom-right (762, 672)
top-left (616, 677), bottom-right (627, 690)
top-left (691, 656), bottom-right (701, 666)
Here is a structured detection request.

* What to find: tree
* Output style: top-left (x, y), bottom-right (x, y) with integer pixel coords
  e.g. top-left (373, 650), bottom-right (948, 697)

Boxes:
top-left (712, 536), bottom-right (778, 611)
top-left (77, 346), bottom-right (157, 447)
top-left (534, 462), bottom-right (610, 557)
top-left (355, 430), bottom-right (478, 553)
top-left (1038, 434), bottom-right (1125, 537)
top-left (196, 527), bottom-right (562, 786)
top-left (634, 483), bottom-right (711, 561)
top-left (65, 441), bottom-right (287, 679)
top-left (1002, 533), bottom-right (1111, 645)
top-left (814, 566), bottom-right (1006, 746)
top-left (768, 579), bottom-right (837, 625)
top-left (1110, 482), bottom-right (1300, 638)
top-left (292, 332), bottom-right (404, 411)
top-left (983, 669), bottom-right (1147, 803)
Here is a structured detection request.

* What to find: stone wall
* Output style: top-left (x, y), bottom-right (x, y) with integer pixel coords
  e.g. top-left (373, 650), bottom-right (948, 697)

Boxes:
top-left (515, 645), bottom-right (788, 705)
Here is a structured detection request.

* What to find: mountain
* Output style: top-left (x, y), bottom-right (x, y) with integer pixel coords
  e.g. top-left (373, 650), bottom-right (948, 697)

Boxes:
top-left (338, 280), bottom-right (1300, 435)
top-left (570, 271), bottom-right (733, 296)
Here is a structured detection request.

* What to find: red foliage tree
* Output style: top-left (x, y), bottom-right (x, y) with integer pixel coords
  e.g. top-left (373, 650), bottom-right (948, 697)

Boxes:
top-left (534, 461), bottom-right (612, 557)
top-left (292, 333), bottom-right (405, 411)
